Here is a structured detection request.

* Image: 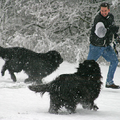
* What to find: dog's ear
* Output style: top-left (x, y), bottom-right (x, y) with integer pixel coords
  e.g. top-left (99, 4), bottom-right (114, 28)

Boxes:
top-left (77, 63), bottom-right (84, 72)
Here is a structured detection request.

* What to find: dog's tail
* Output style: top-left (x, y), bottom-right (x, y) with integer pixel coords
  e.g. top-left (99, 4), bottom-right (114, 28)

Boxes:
top-left (28, 84), bottom-right (49, 95)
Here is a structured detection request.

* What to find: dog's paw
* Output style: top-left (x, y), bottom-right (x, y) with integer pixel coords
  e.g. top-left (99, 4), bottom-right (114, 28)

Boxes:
top-left (82, 103), bottom-right (99, 111)
top-left (1, 71), bottom-right (5, 76)
top-left (93, 105), bottom-right (99, 111)
top-left (82, 104), bottom-right (92, 110)
top-left (49, 108), bottom-right (58, 114)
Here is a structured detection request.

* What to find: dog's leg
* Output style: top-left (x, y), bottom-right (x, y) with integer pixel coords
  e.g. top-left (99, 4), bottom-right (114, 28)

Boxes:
top-left (35, 77), bottom-right (43, 84)
top-left (8, 69), bottom-right (17, 82)
top-left (82, 101), bottom-right (99, 111)
top-left (88, 101), bottom-right (99, 111)
top-left (24, 77), bottom-right (39, 83)
top-left (49, 96), bottom-right (59, 114)
top-left (1, 62), bottom-right (16, 82)
top-left (24, 77), bottom-right (33, 83)
top-left (92, 104), bottom-right (99, 111)
top-left (82, 101), bottom-right (93, 110)
top-left (1, 63), bottom-right (7, 76)
top-left (65, 104), bottom-right (76, 114)
top-left (24, 76), bottom-right (42, 83)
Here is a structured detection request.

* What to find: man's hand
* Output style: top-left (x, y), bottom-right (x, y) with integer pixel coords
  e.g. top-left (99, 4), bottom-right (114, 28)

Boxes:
top-left (117, 37), bottom-right (120, 44)
top-left (109, 25), bottom-right (119, 34)
top-left (115, 34), bottom-right (120, 44)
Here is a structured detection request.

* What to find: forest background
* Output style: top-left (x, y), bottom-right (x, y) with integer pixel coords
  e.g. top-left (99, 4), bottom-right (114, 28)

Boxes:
top-left (0, 0), bottom-right (120, 63)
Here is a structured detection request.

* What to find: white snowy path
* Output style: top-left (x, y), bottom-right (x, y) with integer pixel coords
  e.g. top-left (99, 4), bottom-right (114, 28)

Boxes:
top-left (0, 58), bottom-right (120, 120)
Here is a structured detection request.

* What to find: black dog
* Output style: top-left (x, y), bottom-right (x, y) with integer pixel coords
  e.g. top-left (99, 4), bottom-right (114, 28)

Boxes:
top-left (29, 60), bottom-right (102, 114)
top-left (0, 46), bottom-right (63, 83)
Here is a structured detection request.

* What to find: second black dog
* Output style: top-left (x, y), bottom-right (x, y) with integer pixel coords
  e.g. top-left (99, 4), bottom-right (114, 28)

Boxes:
top-left (29, 60), bottom-right (102, 114)
top-left (0, 46), bottom-right (63, 83)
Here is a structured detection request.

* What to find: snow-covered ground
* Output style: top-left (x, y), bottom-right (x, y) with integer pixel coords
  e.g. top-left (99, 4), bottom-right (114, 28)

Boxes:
top-left (0, 58), bottom-right (120, 120)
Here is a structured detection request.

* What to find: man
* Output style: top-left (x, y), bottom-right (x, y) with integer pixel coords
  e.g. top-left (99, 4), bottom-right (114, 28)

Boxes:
top-left (87, 2), bottom-right (120, 89)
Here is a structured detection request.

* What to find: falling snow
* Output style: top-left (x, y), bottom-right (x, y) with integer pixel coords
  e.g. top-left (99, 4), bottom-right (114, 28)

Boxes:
top-left (0, 58), bottom-right (120, 120)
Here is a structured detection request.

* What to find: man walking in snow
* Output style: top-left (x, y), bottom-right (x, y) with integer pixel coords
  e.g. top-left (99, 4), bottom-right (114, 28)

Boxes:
top-left (87, 2), bottom-right (120, 89)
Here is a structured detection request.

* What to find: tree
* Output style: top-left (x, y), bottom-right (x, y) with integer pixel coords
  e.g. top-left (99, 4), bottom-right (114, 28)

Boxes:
top-left (0, 0), bottom-right (119, 62)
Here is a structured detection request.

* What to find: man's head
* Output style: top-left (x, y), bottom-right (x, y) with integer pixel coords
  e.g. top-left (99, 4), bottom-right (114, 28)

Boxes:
top-left (100, 2), bottom-right (110, 17)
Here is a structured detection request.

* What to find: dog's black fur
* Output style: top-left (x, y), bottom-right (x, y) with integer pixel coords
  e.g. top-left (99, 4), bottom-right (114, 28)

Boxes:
top-left (0, 46), bottom-right (63, 83)
top-left (29, 60), bottom-right (102, 114)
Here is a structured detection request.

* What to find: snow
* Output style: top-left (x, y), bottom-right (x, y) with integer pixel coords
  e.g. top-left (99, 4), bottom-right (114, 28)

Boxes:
top-left (0, 58), bottom-right (120, 120)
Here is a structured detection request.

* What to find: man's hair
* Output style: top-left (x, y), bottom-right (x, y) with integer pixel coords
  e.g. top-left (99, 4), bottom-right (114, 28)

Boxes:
top-left (100, 2), bottom-right (110, 9)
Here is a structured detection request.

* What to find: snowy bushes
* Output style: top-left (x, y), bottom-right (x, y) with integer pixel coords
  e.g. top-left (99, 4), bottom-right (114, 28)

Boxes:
top-left (0, 0), bottom-right (119, 62)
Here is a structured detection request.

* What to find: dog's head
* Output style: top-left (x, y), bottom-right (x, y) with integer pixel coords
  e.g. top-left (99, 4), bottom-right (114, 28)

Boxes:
top-left (76, 60), bottom-right (102, 81)
top-left (46, 50), bottom-right (63, 65)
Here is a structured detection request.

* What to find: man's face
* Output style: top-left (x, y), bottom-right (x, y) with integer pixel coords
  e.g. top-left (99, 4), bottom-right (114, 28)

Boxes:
top-left (100, 7), bottom-right (110, 17)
